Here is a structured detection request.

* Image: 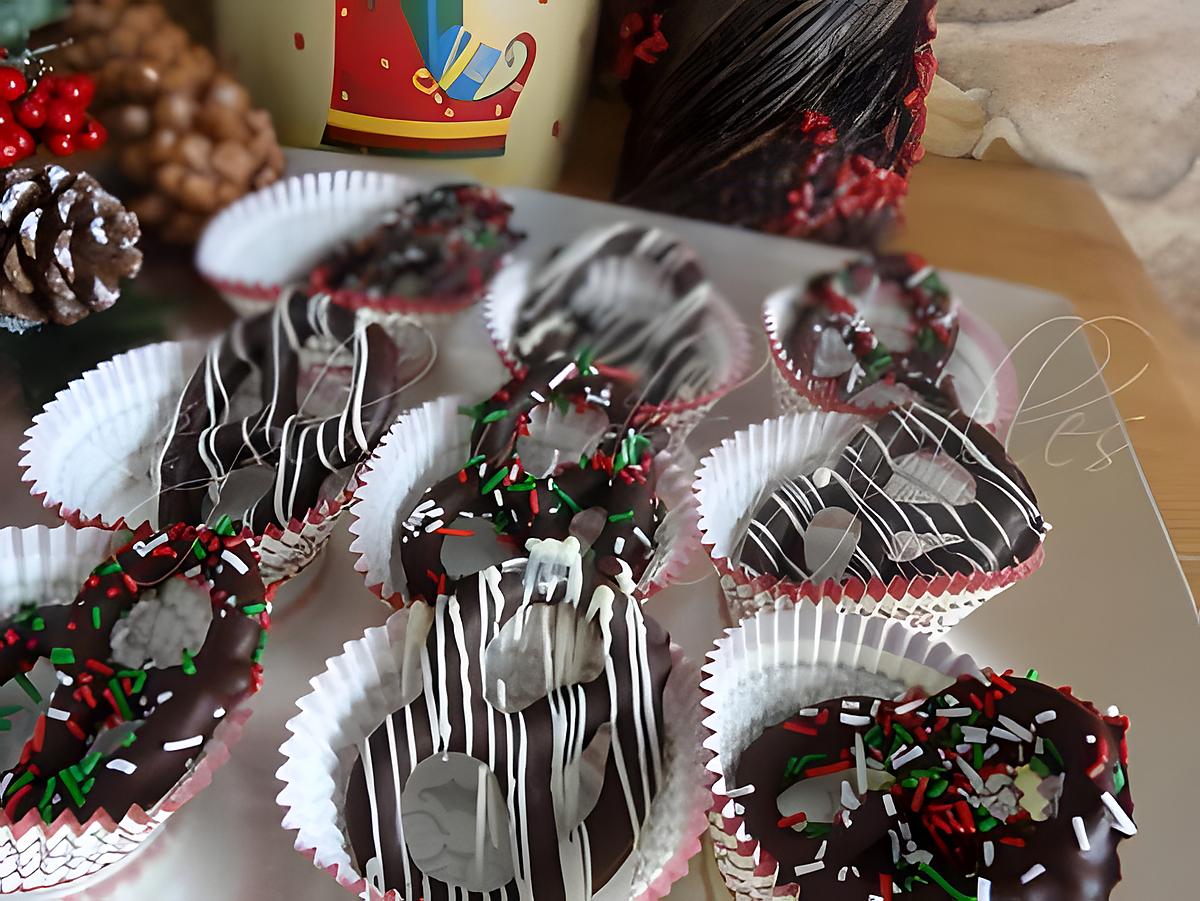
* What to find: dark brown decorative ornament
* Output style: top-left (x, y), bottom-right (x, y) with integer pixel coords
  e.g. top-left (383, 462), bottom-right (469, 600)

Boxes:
top-left (0, 164), bottom-right (142, 334)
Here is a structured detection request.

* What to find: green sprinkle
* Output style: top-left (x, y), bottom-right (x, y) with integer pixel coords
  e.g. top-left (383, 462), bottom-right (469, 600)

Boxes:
top-left (481, 469), bottom-right (507, 495)
top-left (118, 669), bottom-right (147, 694)
top-left (30, 616), bottom-right (44, 632)
top-left (38, 776), bottom-right (57, 818)
top-left (575, 346), bottom-right (596, 374)
top-left (457, 402), bottom-right (486, 421)
top-left (91, 607), bottom-right (102, 630)
top-left (893, 724), bottom-right (915, 745)
top-left (214, 514), bottom-right (236, 536)
top-left (191, 540), bottom-right (206, 561)
top-left (463, 454), bottom-right (486, 470)
top-left (977, 814), bottom-right (998, 833)
top-left (916, 863), bottom-right (975, 901)
top-left (1029, 756), bottom-right (1051, 778)
top-left (925, 779), bottom-right (950, 798)
top-left (552, 485), bottom-right (581, 514)
top-left (1025, 668), bottom-right (1039, 681)
top-left (241, 603), bottom-right (267, 615)
top-left (917, 328), bottom-right (938, 354)
top-left (919, 270), bottom-right (949, 296)
top-left (14, 673), bottom-right (41, 703)
top-left (481, 408), bottom-right (510, 424)
top-left (121, 732), bottom-right (137, 748)
top-left (80, 752), bottom-right (102, 776)
top-left (252, 631), bottom-right (269, 664)
top-left (0, 705), bottom-right (23, 718)
top-left (50, 648), bottom-right (75, 666)
top-left (5, 770), bottom-right (33, 798)
top-left (973, 743), bottom-right (984, 771)
top-left (900, 777), bottom-right (920, 789)
top-left (612, 447), bottom-right (629, 473)
top-left (58, 768), bottom-right (85, 807)
top-left (802, 822), bottom-right (832, 838)
top-left (1043, 737), bottom-right (1066, 770)
top-left (607, 510), bottom-right (635, 523)
top-left (1113, 763), bottom-right (1126, 795)
top-left (107, 679), bottom-right (133, 720)
top-left (181, 648), bottom-right (197, 676)
top-left (864, 724), bottom-right (884, 748)
top-left (93, 560), bottom-right (122, 576)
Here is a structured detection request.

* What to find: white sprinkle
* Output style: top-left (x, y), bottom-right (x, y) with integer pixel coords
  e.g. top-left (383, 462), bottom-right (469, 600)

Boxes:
top-left (213, 707), bottom-right (226, 719)
top-left (220, 549), bottom-right (249, 574)
top-left (840, 713), bottom-right (871, 727)
top-left (1020, 864), bottom-right (1045, 884)
top-left (47, 708), bottom-right (70, 721)
top-left (841, 700), bottom-right (861, 710)
top-left (1107, 705), bottom-right (1121, 717)
top-left (977, 877), bottom-right (992, 901)
top-left (1101, 792), bottom-right (1137, 835)
top-left (889, 830), bottom-right (900, 863)
top-left (56, 672), bottom-right (73, 686)
top-left (854, 732), bottom-right (867, 794)
top-left (815, 840), bottom-right (827, 861)
top-left (613, 537), bottom-right (625, 555)
top-left (424, 518), bottom-right (445, 534)
top-left (894, 698), bottom-right (924, 716)
top-left (837, 867), bottom-right (849, 881)
top-left (996, 715), bottom-right (1034, 741)
top-left (106, 758), bottom-right (137, 775)
top-left (870, 700), bottom-right (881, 716)
top-left (840, 781), bottom-right (860, 811)
top-left (890, 746), bottom-right (924, 770)
top-left (797, 708), bottom-right (820, 717)
top-left (163, 735), bottom-right (204, 752)
top-left (724, 784), bottom-right (755, 799)
top-left (1035, 710), bottom-right (1057, 724)
top-left (1086, 734), bottom-right (1096, 744)
top-left (1073, 816), bottom-right (1091, 851)
top-left (794, 861), bottom-right (825, 877)
top-left (157, 692), bottom-right (174, 705)
top-left (956, 756), bottom-right (985, 791)
top-left (899, 822), bottom-right (912, 841)
top-left (962, 726), bottom-right (989, 743)
top-left (632, 526), bottom-right (652, 547)
top-left (983, 841), bottom-right (995, 867)
top-left (935, 707), bottom-right (972, 718)
top-left (1035, 737), bottom-right (1045, 754)
top-left (991, 727), bottom-right (1022, 742)
top-left (882, 793), bottom-right (897, 817)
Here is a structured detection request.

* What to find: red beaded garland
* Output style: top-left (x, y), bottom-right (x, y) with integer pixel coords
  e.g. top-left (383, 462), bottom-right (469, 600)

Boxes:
top-left (0, 65), bottom-right (104, 166)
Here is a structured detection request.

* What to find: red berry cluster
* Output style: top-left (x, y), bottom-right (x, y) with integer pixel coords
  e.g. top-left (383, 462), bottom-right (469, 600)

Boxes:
top-left (0, 66), bottom-right (107, 165)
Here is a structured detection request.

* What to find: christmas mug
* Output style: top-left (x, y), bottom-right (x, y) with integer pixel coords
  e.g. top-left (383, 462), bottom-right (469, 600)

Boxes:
top-left (214, 0), bottom-right (602, 188)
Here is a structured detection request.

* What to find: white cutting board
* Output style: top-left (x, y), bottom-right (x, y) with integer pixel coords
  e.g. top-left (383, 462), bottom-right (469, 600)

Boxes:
top-left (73, 162), bottom-right (1195, 900)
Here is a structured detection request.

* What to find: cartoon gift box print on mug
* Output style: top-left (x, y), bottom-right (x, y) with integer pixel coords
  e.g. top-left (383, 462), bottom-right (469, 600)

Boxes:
top-left (324, 1), bottom-right (537, 157)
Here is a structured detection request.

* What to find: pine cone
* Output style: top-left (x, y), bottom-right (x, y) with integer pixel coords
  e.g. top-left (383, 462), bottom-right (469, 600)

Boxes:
top-left (60, 0), bottom-right (285, 244)
top-left (0, 165), bottom-right (142, 333)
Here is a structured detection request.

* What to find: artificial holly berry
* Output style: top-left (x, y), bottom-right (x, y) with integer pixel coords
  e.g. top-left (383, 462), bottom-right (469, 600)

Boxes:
top-left (56, 74), bottom-right (96, 109)
top-left (9, 125), bottom-right (33, 159)
top-left (78, 117), bottom-right (107, 152)
top-left (0, 68), bottom-right (26, 103)
top-left (14, 96), bottom-right (45, 130)
top-left (45, 100), bottom-right (81, 134)
top-left (44, 131), bottom-right (75, 156)
top-left (30, 76), bottom-right (53, 103)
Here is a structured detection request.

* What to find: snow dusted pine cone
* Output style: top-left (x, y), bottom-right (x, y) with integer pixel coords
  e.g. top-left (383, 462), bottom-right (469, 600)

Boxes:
top-left (0, 164), bottom-right (142, 333)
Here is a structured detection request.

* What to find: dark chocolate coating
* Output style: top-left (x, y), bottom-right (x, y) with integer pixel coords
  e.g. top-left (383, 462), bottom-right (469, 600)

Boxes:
top-left (400, 362), bottom-right (667, 604)
top-left (615, 0), bottom-right (936, 246)
top-left (732, 675), bottom-right (1133, 899)
top-left (344, 564), bottom-right (674, 900)
top-left (738, 404), bottom-right (1046, 584)
top-left (0, 523), bottom-right (267, 822)
top-left (313, 184), bottom-right (523, 304)
top-left (158, 288), bottom-right (429, 534)
top-left (783, 255), bottom-right (961, 408)
top-left (508, 224), bottom-right (717, 410)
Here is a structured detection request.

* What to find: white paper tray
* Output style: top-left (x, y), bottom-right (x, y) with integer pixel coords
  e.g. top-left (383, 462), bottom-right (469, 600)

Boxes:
top-left (71, 164), bottom-right (1196, 899)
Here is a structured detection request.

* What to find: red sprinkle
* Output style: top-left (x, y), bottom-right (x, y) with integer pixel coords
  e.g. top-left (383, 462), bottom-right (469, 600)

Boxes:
top-left (777, 811), bottom-right (807, 829)
top-left (804, 760), bottom-right (852, 778)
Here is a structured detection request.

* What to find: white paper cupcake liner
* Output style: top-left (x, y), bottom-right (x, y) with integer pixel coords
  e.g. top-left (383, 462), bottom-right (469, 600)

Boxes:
top-left (701, 601), bottom-right (982, 900)
top-left (19, 342), bottom-right (356, 587)
top-left (349, 395), bottom-right (702, 607)
top-left (694, 411), bottom-right (1046, 632)
top-left (763, 288), bottom-right (1019, 434)
top-left (276, 609), bottom-right (710, 901)
top-left (0, 525), bottom-right (251, 895)
top-left (483, 259), bottom-right (755, 436)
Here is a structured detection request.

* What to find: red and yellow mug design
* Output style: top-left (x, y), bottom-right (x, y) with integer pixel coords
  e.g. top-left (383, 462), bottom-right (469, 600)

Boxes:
top-left (324, 1), bottom-right (537, 158)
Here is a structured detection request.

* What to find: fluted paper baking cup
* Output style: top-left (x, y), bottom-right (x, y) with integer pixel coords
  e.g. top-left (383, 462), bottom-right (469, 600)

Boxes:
top-left (0, 525), bottom-right (251, 895)
top-left (349, 395), bottom-right (702, 606)
top-left (694, 410), bottom-right (1045, 631)
top-left (763, 288), bottom-right (1019, 433)
top-left (196, 170), bottom-right (427, 318)
top-left (483, 259), bottom-right (755, 433)
top-left (276, 606), bottom-right (708, 901)
top-left (701, 601), bottom-right (981, 900)
top-left (19, 342), bottom-right (355, 586)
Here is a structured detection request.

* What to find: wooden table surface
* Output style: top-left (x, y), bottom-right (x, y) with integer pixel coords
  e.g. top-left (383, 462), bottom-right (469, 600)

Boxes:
top-left (559, 99), bottom-right (1200, 599)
